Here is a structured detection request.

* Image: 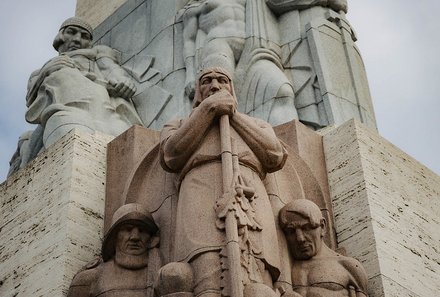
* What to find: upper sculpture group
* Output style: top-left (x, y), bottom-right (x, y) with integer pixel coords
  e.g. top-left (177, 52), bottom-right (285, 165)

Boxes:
top-left (9, 0), bottom-right (376, 177)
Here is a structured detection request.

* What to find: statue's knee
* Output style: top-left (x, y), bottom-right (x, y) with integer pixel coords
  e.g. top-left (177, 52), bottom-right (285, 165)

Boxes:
top-left (244, 283), bottom-right (278, 297)
top-left (276, 83), bottom-right (295, 100)
top-left (155, 262), bottom-right (194, 297)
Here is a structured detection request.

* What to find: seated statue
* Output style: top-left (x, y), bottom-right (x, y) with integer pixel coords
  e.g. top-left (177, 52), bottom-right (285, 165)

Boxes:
top-left (67, 203), bottom-right (160, 297)
top-left (26, 17), bottom-right (142, 148)
top-left (278, 199), bottom-right (368, 297)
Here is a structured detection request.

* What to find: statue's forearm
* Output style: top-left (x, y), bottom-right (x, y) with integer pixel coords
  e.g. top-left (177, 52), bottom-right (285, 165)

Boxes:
top-left (161, 107), bottom-right (216, 171)
top-left (267, 0), bottom-right (328, 13)
top-left (230, 113), bottom-right (287, 172)
top-left (267, 0), bottom-right (347, 13)
top-left (97, 57), bottom-right (130, 81)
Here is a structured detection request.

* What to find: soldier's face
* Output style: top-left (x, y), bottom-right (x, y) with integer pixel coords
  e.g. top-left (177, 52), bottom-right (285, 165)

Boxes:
top-left (284, 214), bottom-right (324, 260)
top-left (116, 223), bottom-right (151, 256)
top-left (58, 25), bottom-right (92, 53)
top-left (199, 72), bottom-right (232, 100)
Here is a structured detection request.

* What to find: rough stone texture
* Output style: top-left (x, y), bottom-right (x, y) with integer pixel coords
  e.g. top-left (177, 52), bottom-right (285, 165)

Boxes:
top-left (76, 0), bottom-right (127, 28)
top-left (0, 129), bottom-right (113, 297)
top-left (322, 119), bottom-right (440, 297)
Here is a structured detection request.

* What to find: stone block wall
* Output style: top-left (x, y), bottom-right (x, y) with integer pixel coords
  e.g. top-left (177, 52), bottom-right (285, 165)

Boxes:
top-left (0, 130), bottom-right (113, 296)
top-left (322, 119), bottom-right (440, 297)
top-left (76, 0), bottom-right (127, 28)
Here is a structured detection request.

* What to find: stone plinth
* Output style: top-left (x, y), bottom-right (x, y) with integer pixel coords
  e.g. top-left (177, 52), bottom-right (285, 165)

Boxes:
top-left (0, 130), bottom-right (113, 297)
top-left (322, 119), bottom-right (440, 297)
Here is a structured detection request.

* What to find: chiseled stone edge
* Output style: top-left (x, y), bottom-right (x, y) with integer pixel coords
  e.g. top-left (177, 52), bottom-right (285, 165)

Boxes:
top-left (322, 119), bottom-right (440, 297)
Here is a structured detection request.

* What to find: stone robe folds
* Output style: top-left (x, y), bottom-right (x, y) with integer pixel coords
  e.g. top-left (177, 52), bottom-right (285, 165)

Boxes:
top-left (160, 115), bottom-right (287, 278)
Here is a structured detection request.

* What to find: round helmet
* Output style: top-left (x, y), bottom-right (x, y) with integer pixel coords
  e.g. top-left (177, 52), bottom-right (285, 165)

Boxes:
top-left (101, 203), bottom-right (158, 261)
top-left (52, 17), bottom-right (93, 51)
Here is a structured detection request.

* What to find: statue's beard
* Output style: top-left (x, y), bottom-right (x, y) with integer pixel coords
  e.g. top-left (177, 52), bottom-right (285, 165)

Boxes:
top-left (114, 250), bottom-right (149, 270)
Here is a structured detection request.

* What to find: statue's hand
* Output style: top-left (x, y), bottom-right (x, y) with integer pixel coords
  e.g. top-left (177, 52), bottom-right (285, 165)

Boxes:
top-left (184, 79), bottom-right (195, 100)
top-left (201, 89), bottom-right (236, 117)
top-left (108, 78), bottom-right (137, 99)
top-left (42, 55), bottom-right (76, 76)
top-left (328, 0), bottom-right (347, 13)
top-left (276, 284), bottom-right (303, 297)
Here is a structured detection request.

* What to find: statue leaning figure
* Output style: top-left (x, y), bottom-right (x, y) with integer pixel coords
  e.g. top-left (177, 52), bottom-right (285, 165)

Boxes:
top-left (16, 17), bottom-right (142, 170)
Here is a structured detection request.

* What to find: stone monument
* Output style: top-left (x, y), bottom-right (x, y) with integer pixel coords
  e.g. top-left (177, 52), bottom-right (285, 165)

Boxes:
top-left (1, 1), bottom-right (439, 297)
top-left (99, 67), bottom-right (342, 297)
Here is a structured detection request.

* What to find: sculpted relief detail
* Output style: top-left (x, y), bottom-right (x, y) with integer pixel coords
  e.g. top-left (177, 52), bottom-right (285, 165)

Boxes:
top-left (178, 0), bottom-right (374, 129)
top-left (69, 67), bottom-right (368, 297)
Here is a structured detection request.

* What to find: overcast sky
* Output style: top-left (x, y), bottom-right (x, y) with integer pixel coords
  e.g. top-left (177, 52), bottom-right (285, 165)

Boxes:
top-left (0, 1), bottom-right (439, 182)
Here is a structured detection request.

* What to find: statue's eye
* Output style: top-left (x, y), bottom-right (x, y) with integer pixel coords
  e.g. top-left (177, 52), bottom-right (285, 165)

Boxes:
top-left (65, 28), bottom-right (76, 35)
top-left (303, 224), bottom-right (315, 231)
top-left (121, 224), bottom-right (134, 232)
top-left (82, 33), bottom-right (91, 40)
top-left (201, 78), bottom-right (211, 85)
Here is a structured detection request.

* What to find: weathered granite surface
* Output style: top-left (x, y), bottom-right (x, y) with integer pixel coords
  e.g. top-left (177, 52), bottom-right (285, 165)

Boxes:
top-left (0, 130), bottom-right (112, 297)
top-left (322, 119), bottom-right (440, 297)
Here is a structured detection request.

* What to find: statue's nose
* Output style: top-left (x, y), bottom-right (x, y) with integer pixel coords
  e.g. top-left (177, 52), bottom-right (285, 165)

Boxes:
top-left (295, 229), bottom-right (306, 242)
top-left (129, 227), bottom-right (141, 240)
top-left (72, 32), bottom-right (82, 42)
top-left (210, 79), bottom-right (220, 90)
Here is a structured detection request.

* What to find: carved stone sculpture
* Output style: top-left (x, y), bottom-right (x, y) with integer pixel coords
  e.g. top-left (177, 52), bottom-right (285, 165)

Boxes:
top-left (278, 199), bottom-right (368, 297)
top-left (7, 130), bottom-right (33, 177)
top-left (154, 262), bottom-right (195, 297)
top-left (266, 0), bottom-right (376, 129)
top-left (180, 0), bottom-right (298, 126)
top-left (67, 203), bottom-right (160, 297)
top-left (159, 67), bottom-right (288, 296)
top-left (25, 17), bottom-right (142, 148)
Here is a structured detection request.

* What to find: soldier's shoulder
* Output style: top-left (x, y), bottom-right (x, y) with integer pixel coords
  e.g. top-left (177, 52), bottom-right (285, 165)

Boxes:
top-left (70, 257), bottom-right (102, 286)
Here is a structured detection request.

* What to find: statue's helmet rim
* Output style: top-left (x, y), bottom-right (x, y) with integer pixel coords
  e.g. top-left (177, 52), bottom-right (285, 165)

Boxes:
top-left (101, 203), bottom-right (158, 261)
